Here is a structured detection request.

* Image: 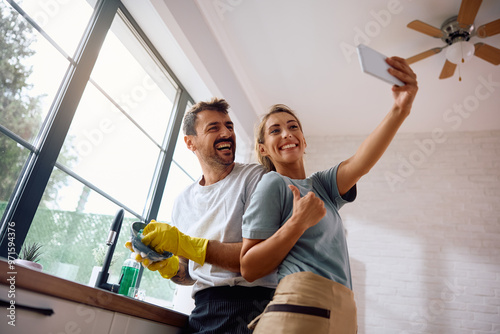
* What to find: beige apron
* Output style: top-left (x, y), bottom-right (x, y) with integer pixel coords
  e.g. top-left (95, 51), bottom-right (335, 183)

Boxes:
top-left (249, 271), bottom-right (357, 334)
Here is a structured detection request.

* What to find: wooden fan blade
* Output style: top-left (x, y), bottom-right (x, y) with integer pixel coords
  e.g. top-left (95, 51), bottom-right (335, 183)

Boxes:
top-left (474, 43), bottom-right (500, 65)
top-left (407, 20), bottom-right (444, 38)
top-left (477, 19), bottom-right (500, 38)
top-left (406, 47), bottom-right (443, 64)
top-left (457, 0), bottom-right (482, 26)
top-left (439, 60), bottom-right (457, 79)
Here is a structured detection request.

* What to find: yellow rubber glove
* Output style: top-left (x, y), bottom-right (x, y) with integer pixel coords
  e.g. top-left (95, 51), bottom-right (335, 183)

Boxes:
top-left (141, 220), bottom-right (208, 265)
top-left (146, 256), bottom-right (180, 279)
top-left (125, 241), bottom-right (179, 279)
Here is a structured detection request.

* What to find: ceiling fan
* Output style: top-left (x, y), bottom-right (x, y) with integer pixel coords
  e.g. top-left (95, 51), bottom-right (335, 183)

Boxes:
top-left (406, 0), bottom-right (500, 80)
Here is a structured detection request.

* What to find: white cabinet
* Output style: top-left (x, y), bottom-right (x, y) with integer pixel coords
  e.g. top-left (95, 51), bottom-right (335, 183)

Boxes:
top-left (0, 286), bottom-right (182, 334)
top-left (109, 313), bottom-right (182, 334)
top-left (1, 285), bottom-right (113, 334)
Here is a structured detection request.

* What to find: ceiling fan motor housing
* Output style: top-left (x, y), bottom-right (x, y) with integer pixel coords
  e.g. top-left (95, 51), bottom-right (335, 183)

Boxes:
top-left (441, 15), bottom-right (475, 45)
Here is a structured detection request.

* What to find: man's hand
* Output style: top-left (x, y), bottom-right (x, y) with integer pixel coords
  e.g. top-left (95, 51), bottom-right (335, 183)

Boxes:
top-left (146, 256), bottom-right (180, 279)
top-left (125, 240), bottom-right (180, 279)
top-left (141, 220), bottom-right (209, 265)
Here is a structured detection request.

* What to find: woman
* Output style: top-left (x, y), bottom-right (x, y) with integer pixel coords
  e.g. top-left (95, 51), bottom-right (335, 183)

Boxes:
top-left (240, 56), bottom-right (418, 333)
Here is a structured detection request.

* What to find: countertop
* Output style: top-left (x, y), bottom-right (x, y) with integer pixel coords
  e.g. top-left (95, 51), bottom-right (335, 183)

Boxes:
top-left (0, 259), bottom-right (188, 327)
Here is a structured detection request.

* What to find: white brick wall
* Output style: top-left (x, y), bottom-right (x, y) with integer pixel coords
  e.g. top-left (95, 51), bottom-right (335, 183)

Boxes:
top-left (304, 130), bottom-right (500, 334)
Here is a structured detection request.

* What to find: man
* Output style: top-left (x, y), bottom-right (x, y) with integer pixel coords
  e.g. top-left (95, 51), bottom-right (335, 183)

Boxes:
top-left (131, 98), bottom-right (277, 333)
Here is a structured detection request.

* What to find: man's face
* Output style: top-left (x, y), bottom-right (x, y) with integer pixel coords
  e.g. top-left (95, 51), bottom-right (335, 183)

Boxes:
top-left (185, 109), bottom-right (237, 168)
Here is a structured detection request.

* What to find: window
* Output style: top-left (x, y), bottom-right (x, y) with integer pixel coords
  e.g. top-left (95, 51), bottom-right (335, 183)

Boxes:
top-left (0, 0), bottom-right (87, 210)
top-left (157, 103), bottom-right (202, 222)
top-left (0, 133), bottom-right (31, 216)
top-left (0, 0), bottom-right (198, 310)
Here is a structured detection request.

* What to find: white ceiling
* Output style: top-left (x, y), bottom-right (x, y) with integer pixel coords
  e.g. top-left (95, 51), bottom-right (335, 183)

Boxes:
top-left (125, 0), bottom-right (500, 141)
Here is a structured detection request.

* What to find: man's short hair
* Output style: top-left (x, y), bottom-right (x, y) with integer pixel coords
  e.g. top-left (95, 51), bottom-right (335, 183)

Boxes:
top-left (183, 98), bottom-right (230, 136)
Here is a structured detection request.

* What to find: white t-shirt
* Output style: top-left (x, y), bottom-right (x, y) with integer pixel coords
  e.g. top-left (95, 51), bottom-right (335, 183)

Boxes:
top-left (171, 163), bottom-right (277, 296)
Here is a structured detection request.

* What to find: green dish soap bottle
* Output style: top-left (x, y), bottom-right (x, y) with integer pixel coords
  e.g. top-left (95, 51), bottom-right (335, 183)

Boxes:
top-left (117, 258), bottom-right (140, 297)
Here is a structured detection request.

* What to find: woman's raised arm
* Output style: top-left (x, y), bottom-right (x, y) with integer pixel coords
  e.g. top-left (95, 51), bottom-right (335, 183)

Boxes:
top-left (337, 57), bottom-right (418, 195)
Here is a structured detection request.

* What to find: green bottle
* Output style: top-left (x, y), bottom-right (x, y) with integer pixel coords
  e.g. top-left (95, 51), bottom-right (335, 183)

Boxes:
top-left (117, 258), bottom-right (140, 296)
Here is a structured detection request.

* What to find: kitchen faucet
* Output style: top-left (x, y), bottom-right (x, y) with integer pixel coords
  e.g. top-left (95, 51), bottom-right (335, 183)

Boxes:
top-left (95, 208), bottom-right (124, 292)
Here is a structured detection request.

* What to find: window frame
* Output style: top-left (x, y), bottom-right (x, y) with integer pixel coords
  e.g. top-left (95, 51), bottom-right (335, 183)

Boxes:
top-left (0, 0), bottom-right (195, 259)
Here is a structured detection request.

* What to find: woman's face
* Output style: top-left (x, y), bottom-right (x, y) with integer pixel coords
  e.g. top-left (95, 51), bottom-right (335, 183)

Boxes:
top-left (259, 112), bottom-right (306, 169)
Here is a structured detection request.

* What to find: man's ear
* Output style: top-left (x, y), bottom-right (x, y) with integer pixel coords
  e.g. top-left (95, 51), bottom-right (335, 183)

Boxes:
top-left (185, 135), bottom-right (196, 152)
top-left (258, 143), bottom-right (268, 157)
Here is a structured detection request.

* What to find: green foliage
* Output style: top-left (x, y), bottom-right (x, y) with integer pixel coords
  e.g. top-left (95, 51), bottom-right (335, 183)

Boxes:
top-left (92, 244), bottom-right (116, 267)
top-left (0, 2), bottom-right (41, 202)
top-left (0, 2), bottom-right (36, 98)
top-left (18, 242), bottom-right (43, 263)
top-left (18, 203), bottom-right (175, 303)
top-left (0, 2), bottom-right (76, 206)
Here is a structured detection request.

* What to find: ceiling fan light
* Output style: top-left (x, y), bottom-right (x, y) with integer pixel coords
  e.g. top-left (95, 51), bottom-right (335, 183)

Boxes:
top-left (445, 41), bottom-right (475, 64)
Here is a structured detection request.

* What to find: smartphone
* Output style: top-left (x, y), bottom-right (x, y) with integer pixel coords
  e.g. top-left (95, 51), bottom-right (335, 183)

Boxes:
top-left (356, 44), bottom-right (404, 86)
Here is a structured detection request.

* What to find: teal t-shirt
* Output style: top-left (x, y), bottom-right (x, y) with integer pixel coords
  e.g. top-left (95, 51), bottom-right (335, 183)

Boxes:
top-left (242, 163), bottom-right (356, 290)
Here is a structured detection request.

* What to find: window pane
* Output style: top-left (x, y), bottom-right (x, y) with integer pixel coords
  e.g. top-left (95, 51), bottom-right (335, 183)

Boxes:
top-left (26, 167), bottom-right (135, 285)
top-left (59, 83), bottom-right (159, 214)
top-left (0, 132), bottom-right (31, 213)
top-left (138, 261), bottom-right (177, 308)
top-left (172, 124), bottom-right (203, 180)
top-left (41, 164), bottom-right (118, 216)
top-left (0, 2), bottom-right (69, 143)
top-left (157, 162), bottom-right (200, 223)
top-left (15, 0), bottom-right (93, 57)
top-left (141, 159), bottom-right (196, 307)
top-left (26, 166), bottom-right (176, 305)
top-left (90, 12), bottom-right (178, 145)
top-left (156, 103), bottom-right (202, 222)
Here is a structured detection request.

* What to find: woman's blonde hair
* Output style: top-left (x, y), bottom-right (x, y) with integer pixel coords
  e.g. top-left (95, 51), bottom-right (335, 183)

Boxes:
top-left (255, 104), bottom-right (303, 172)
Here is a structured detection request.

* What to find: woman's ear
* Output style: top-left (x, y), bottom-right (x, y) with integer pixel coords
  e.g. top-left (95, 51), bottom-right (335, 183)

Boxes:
top-left (258, 143), bottom-right (268, 157)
